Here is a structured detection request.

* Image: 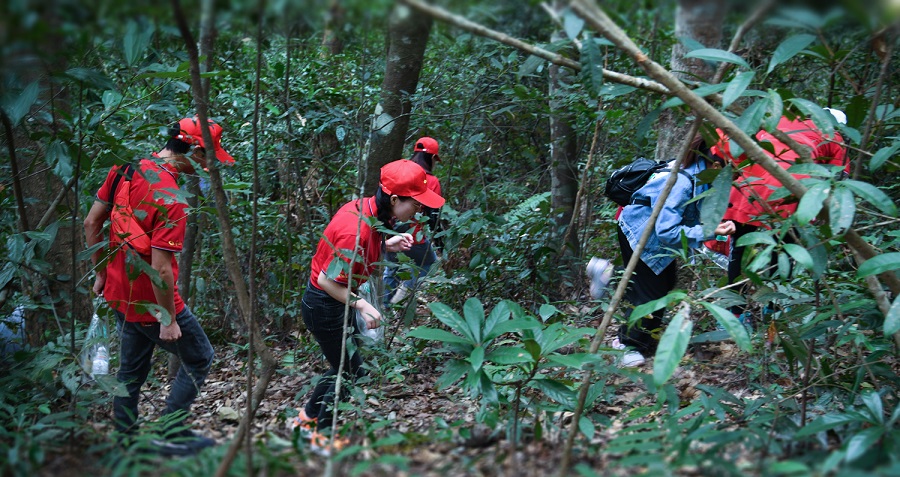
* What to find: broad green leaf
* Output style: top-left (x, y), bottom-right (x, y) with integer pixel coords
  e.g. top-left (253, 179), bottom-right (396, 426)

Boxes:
top-left (840, 180), bottom-right (897, 216)
top-left (845, 427), bottom-right (883, 462)
top-left (701, 302), bottom-right (751, 351)
top-left (764, 89), bottom-right (785, 131)
top-left (488, 317), bottom-right (542, 339)
top-left (463, 298), bottom-right (485, 344)
top-left (747, 245), bottom-right (775, 273)
top-left (435, 360), bottom-right (469, 390)
top-left (123, 20), bottom-right (153, 66)
top-left (579, 416), bottom-right (595, 440)
top-left (783, 244), bottom-right (815, 273)
top-left (3, 82), bottom-right (39, 126)
top-left (828, 187), bottom-right (855, 236)
top-left (407, 327), bottom-right (472, 346)
top-left (527, 378), bottom-right (574, 407)
top-left (563, 9), bottom-right (584, 41)
top-left (482, 300), bottom-right (511, 342)
top-left (429, 302), bottom-right (474, 343)
top-left (722, 71), bottom-right (754, 109)
top-left (860, 391), bottom-right (884, 425)
top-left (766, 34), bottom-right (816, 74)
top-left (788, 98), bottom-right (834, 137)
top-left (663, 83), bottom-right (727, 108)
top-left (735, 99), bottom-right (767, 136)
top-left (546, 352), bottom-right (605, 370)
top-left (629, 292), bottom-right (687, 326)
top-left (0, 262), bottom-right (15, 290)
top-left (538, 303), bottom-right (560, 322)
top-left (870, 144), bottom-right (899, 171)
top-left (885, 294), bottom-right (900, 337)
top-left (701, 165), bottom-right (733, 238)
top-left (767, 461), bottom-right (810, 475)
top-left (794, 181), bottom-right (830, 224)
top-left (684, 48), bottom-right (750, 68)
top-left (795, 413), bottom-right (859, 437)
top-left (653, 307), bottom-right (693, 387)
top-left (857, 252), bottom-right (900, 278)
top-left (786, 162), bottom-right (833, 177)
top-left (65, 68), bottom-right (117, 90)
top-left (580, 34), bottom-right (604, 97)
top-left (736, 231), bottom-right (777, 247)
top-left (469, 346), bottom-right (485, 372)
top-left (485, 346), bottom-right (534, 365)
top-left (47, 140), bottom-right (72, 181)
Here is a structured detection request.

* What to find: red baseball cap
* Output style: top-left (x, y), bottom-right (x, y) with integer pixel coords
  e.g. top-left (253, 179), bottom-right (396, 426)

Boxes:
top-left (175, 116), bottom-right (235, 164)
top-left (413, 137), bottom-right (440, 161)
top-left (380, 160), bottom-right (445, 209)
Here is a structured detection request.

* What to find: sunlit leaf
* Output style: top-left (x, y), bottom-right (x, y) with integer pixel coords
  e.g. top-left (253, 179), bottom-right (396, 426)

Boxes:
top-left (828, 187), bottom-right (855, 236)
top-left (563, 9), bottom-right (584, 41)
top-left (845, 427), bottom-right (883, 462)
top-left (653, 306), bottom-right (692, 387)
top-left (788, 98), bottom-right (834, 137)
top-left (840, 180), bottom-right (897, 216)
top-left (722, 71), bottom-right (754, 109)
top-left (794, 181), bottom-right (830, 224)
top-left (702, 302), bottom-right (751, 351)
top-left (783, 244), bottom-right (814, 273)
top-left (684, 48), bottom-right (749, 68)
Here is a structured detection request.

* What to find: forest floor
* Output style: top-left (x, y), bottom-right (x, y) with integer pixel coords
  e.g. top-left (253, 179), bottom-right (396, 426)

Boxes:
top-left (39, 298), bottom-right (763, 477)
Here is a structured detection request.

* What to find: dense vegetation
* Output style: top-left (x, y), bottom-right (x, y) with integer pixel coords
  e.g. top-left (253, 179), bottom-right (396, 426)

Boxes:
top-left (1, 0), bottom-right (898, 476)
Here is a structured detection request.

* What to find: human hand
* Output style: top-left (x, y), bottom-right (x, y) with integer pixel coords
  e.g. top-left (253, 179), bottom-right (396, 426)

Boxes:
top-left (160, 322), bottom-right (182, 341)
top-left (714, 220), bottom-right (736, 236)
top-left (358, 301), bottom-right (383, 329)
top-left (385, 233), bottom-right (414, 252)
top-left (92, 269), bottom-right (106, 296)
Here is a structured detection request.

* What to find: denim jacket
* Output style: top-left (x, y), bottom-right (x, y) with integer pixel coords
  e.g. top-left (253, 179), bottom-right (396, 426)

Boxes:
top-left (618, 160), bottom-right (711, 275)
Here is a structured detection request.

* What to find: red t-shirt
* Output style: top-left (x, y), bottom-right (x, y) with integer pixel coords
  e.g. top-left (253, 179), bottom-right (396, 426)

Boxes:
top-left (309, 197), bottom-right (383, 291)
top-left (97, 159), bottom-right (187, 322)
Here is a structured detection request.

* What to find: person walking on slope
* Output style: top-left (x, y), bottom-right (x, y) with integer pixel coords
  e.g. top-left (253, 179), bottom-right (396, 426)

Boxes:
top-left (605, 139), bottom-right (736, 367)
top-left (84, 116), bottom-right (235, 455)
top-left (293, 159), bottom-right (444, 456)
top-left (383, 137), bottom-right (445, 305)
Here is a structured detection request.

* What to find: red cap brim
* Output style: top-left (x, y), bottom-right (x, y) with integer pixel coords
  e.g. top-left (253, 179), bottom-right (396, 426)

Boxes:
top-left (413, 188), bottom-right (445, 209)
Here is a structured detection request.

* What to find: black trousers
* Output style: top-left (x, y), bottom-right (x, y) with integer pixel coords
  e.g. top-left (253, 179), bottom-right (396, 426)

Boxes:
top-left (616, 226), bottom-right (678, 355)
top-left (727, 222), bottom-right (759, 316)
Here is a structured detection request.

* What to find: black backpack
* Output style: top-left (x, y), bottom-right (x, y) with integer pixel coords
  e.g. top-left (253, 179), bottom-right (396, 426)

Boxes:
top-left (604, 157), bottom-right (692, 207)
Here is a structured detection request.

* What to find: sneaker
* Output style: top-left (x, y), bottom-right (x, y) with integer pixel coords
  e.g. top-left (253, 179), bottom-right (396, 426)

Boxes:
top-left (309, 430), bottom-right (349, 457)
top-left (716, 311), bottom-right (752, 331)
top-left (389, 284), bottom-right (411, 305)
top-left (287, 408), bottom-right (317, 438)
top-left (151, 429), bottom-right (216, 456)
top-left (611, 338), bottom-right (645, 367)
top-left (586, 257), bottom-right (614, 300)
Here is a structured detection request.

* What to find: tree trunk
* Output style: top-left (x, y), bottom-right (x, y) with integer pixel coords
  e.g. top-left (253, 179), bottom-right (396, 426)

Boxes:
top-left (548, 27), bottom-right (579, 256)
top-left (364, 3), bottom-right (432, 195)
top-left (654, 0), bottom-right (726, 161)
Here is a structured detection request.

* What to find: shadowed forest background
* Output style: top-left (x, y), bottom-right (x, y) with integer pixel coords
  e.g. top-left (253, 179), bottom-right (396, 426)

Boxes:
top-left (1, 0), bottom-right (900, 476)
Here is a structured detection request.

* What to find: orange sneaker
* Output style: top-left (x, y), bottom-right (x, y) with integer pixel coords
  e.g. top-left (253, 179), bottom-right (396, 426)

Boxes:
top-left (287, 408), bottom-right (317, 438)
top-left (309, 430), bottom-right (349, 457)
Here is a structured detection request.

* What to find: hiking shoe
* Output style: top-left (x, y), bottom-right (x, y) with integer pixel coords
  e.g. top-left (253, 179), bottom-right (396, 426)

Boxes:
top-left (611, 338), bottom-right (645, 367)
top-left (287, 408), bottom-right (317, 438)
top-left (716, 311), bottom-right (752, 331)
top-left (309, 430), bottom-right (349, 457)
top-left (389, 284), bottom-right (411, 305)
top-left (151, 429), bottom-right (216, 456)
top-left (586, 257), bottom-right (614, 300)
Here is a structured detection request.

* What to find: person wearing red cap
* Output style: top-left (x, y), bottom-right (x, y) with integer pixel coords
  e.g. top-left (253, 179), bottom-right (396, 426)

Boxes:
top-left (383, 137), bottom-right (444, 305)
top-left (83, 116), bottom-right (234, 455)
top-left (295, 159), bottom-right (444, 456)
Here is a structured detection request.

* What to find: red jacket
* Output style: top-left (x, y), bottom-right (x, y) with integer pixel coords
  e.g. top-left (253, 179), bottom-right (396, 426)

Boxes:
top-left (712, 117), bottom-right (848, 226)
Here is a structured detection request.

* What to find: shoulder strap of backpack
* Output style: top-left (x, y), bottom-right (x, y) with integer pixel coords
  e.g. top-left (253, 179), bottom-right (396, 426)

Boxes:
top-left (106, 163), bottom-right (134, 212)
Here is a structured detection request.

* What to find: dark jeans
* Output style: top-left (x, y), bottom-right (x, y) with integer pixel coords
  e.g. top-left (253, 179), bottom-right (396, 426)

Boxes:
top-left (727, 223), bottom-right (759, 316)
top-left (301, 283), bottom-right (366, 431)
top-left (383, 239), bottom-right (437, 305)
top-left (617, 226), bottom-right (677, 355)
top-left (113, 306), bottom-right (214, 433)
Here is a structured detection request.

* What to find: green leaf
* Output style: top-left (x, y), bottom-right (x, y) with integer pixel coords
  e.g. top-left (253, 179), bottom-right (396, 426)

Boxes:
top-left (653, 307), bottom-right (693, 387)
top-left (527, 378), bottom-right (575, 407)
top-left (482, 300), bottom-right (511, 342)
top-left (840, 180), bottom-right (897, 216)
top-left (463, 298), bottom-right (485, 344)
top-left (563, 9), bottom-right (584, 41)
top-left (736, 231), bottom-right (777, 247)
top-left (3, 82), bottom-right (39, 126)
top-left (829, 187), bottom-right (856, 236)
top-left (857, 252), bottom-right (900, 278)
top-left (123, 20), bottom-right (153, 66)
top-left (794, 181), bottom-right (830, 224)
top-left (429, 302), bottom-right (474, 343)
top-left (47, 140), bottom-right (73, 181)
top-left (684, 48), bottom-right (750, 69)
top-left (845, 427), bottom-right (883, 462)
top-left (701, 165), bottom-right (733, 238)
top-left (485, 346), bottom-right (534, 365)
top-left (580, 34), bottom-right (604, 97)
top-left (795, 413), bottom-right (858, 437)
top-left (870, 144), bottom-right (899, 171)
top-left (767, 461), bottom-right (810, 475)
top-left (783, 244), bottom-right (815, 273)
top-left (885, 294), bottom-right (900, 337)
top-left (663, 83), bottom-right (727, 108)
top-left (722, 71), bottom-right (754, 109)
top-left (860, 391), bottom-right (884, 425)
top-left (788, 98), bottom-right (834, 137)
top-left (469, 346), bottom-right (484, 372)
top-left (701, 302), bottom-right (751, 351)
top-left (578, 416), bottom-right (595, 440)
top-left (764, 89), bottom-right (785, 131)
top-left (65, 68), bottom-right (117, 90)
top-left (735, 99), bottom-right (767, 136)
top-left (0, 262), bottom-right (16, 290)
top-left (766, 34), bottom-right (816, 74)
top-left (407, 327), bottom-right (472, 346)
top-left (435, 360), bottom-right (469, 390)
top-left (629, 292), bottom-right (686, 326)
top-left (538, 303), bottom-right (560, 322)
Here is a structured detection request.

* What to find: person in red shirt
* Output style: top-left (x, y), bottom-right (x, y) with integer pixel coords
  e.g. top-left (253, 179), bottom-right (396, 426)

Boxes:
top-left (383, 137), bottom-right (444, 305)
top-left (712, 110), bottom-right (848, 323)
top-left (84, 116), bottom-right (234, 455)
top-left (295, 159), bottom-right (444, 456)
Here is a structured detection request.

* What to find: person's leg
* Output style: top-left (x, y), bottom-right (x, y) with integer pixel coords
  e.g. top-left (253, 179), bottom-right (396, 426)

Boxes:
top-left (728, 223), bottom-right (757, 316)
top-left (382, 250), bottom-right (400, 306)
top-left (301, 285), bottom-right (365, 431)
top-left (616, 227), bottom-right (677, 355)
top-left (113, 312), bottom-right (156, 433)
top-left (401, 240), bottom-right (437, 290)
top-left (151, 307), bottom-right (214, 421)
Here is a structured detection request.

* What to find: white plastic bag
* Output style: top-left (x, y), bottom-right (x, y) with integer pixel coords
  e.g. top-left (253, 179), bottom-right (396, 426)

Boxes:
top-left (354, 281), bottom-right (384, 344)
top-left (82, 298), bottom-right (111, 377)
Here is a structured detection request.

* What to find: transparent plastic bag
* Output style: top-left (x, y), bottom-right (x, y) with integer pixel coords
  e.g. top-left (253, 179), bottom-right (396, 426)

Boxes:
top-left (81, 298), bottom-right (111, 377)
top-left (354, 281), bottom-right (384, 344)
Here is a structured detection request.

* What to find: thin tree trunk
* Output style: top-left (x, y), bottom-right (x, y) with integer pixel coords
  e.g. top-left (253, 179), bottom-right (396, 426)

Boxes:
top-left (364, 2), bottom-right (432, 194)
top-left (548, 27), bottom-right (579, 256)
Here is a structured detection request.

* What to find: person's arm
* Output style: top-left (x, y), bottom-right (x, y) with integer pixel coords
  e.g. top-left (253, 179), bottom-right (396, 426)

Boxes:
top-left (385, 233), bottom-right (414, 253)
top-left (151, 247), bottom-right (182, 341)
top-left (316, 271), bottom-right (383, 329)
top-left (84, 200), bottom-right (110, 296)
